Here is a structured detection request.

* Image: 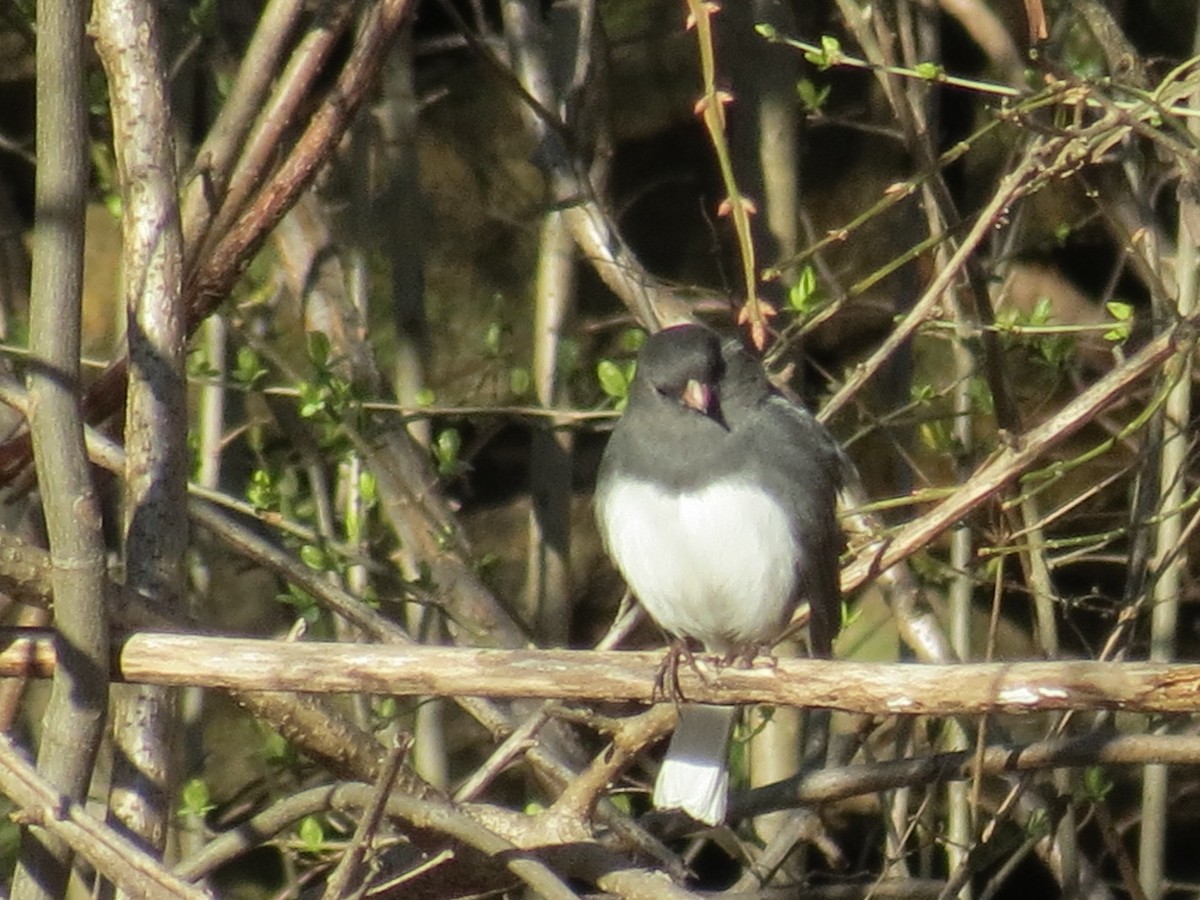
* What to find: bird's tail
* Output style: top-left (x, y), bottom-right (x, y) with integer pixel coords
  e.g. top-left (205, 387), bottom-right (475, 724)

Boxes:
top-left (653, 704), bottom-right (738, 825)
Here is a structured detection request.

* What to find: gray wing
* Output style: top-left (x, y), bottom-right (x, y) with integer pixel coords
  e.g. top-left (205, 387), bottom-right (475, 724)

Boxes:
top-left (751, 392), bottom-right (848, 658)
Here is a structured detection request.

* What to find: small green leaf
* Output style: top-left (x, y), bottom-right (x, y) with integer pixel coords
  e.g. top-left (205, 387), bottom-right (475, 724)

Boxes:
top-left (1024, 807), bottom-right (1051, 840)
top-left (276, 586), bottom-right (319, 622)
top-left (1083, 766), bottom-right (1113, 802)
top-left (804, 34), bottom-right (842, 70)
top-left (179, 778), bottom-right (213, 818)
top-left (796, 78), bottom-right (831, 112)
top-left (914, 61), bottom-right (943, 80)
top-left (1030, 295), bottom-right (1054, 326)
top-left (415, 387), bottom-right (436, 406)
top-left (509, 366), bottom-right (531, 396)
top-left (298, 816), bottom-right (325, 852)
top-left (300, 544), bottom-right (329, 571)
top-left (607, 791), bottom-right (633, 815)
top-left (234, 346), bottom-right (266, 387)
top-left (918, 419), bottom-right (953, 454)
top-left (787, 264), bottom-right (823, 314)
top-left (246, 468), bottom-right (279, 511)
top-left (618, 329), bottom-right (647, 353)
top-left (1103, 300), bottom-right (1133, 343)
top-left (597, 359), bottom-right (631, 402)
top-left (358, 471), bottom-right (378, 506)
top-left (298, 382), bottom-right (326, 418)
top-left (1107, 300), bottom-right (1133, 320)
top-left (754, 22), bottom-right (777, 40)
top-left (433, 428), bottom-right (462, 477)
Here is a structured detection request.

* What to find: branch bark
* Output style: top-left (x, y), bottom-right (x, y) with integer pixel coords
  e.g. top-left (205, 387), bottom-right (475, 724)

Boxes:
top-left (12, 0), bottom-right (110, 895)
top-left (0, 735), bottom-right (212, 900)
top-left (92, 0), bottom-right (188, 855)
top-left (6, 631), bottom-right (1200, 717)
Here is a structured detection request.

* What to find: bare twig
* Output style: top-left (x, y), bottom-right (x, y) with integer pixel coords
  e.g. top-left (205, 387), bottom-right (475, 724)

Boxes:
top-left (11, 1), bottom-right (110, 895)
top-left (0, 734), bottom-right (212, 900)
top-left (842, 321), bottom-right (1184, 593)
top-left (321, 739), bottom-right (410, 900)
top-left (175, 782), bottom-right (580, 899)
top-left (734, 733), bottom-right (1200, 818)
top-left (1137, 12), bottom-right (1200, 898)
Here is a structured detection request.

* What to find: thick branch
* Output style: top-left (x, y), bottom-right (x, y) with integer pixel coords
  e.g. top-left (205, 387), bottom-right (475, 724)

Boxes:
top-left (14, 0), bottom-right (110, 894)
top-left (5, 631), bottom-right (1200, 717)
top-left (93, 0), bottom-right (188, 852)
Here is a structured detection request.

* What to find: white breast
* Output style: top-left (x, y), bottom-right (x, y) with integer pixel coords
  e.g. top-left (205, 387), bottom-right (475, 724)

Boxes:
top-left (597, 476), bottom-right (800, 652)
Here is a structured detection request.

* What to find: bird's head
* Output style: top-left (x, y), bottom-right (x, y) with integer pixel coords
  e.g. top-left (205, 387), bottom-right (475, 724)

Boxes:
top-left (635, 325), bottom-right (727, 427)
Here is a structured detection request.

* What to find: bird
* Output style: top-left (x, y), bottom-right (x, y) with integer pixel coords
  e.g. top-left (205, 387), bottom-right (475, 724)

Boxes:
top-left (594, 323), bottom-right (846, 825)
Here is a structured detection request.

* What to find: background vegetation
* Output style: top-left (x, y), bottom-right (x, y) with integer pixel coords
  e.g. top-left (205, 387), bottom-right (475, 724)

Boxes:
top-left (0, 0), bottom-right (1198, 896)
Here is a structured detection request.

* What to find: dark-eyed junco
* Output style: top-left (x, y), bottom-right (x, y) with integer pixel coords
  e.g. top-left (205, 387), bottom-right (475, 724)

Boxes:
top-left (595, 324), bottom-right (846, 825)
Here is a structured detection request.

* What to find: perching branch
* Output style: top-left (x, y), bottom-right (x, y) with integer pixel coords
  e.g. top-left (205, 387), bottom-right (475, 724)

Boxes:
top-left (6, 631), bottom-right (1200, 718)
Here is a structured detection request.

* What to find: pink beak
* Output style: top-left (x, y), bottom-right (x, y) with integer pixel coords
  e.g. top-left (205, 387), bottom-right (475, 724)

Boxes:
top-left (682, 378), bottom-right (712, 414)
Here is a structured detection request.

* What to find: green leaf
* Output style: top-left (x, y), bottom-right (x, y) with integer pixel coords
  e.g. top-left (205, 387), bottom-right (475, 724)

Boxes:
top-left (246, 468), bottom-right (279, 511)
top-left (787, 264), bottom-right (822, 314)
top-left (918, 417), bottom-right (954, 454)
top-left (796, 78), bottom-right (831, 112)
top-left (804, 34), bottom-right (842, 70)
top-left (179, 778), bottom-right (213, 818)
top-left (358, 471), bottom-right (378, 506)
top-left (910, 382), bottom-right (936, 403)
top-left (300, 544), bottom-right (330, 572)
top-left (1103, 300), bottom-right (1133, 343)
top-left (597, 359), bottom-right (631, 402)
top-left (298, 816), bottom-right (325, 853)
top-left (298, 381), bottom-right (327, 418)
top-left (433, 428), bottom-right (462, 477)
top-left (234, 346), bottom-right (266, 387)
top-left (276, 586), bottom-right (319, 620)
top-left (618, 329), bottom-right (647, 353)
top-left (1030, 295), bottom-right (1054, 326)
top-left (509, 366), bottom-right (531, 397)
top-left (1024, 807), bottom-right (1051, 840)
top-left (1083, 765), bottom-right (1113, 803)
top-left (914, 61), bottom-right (943, 80)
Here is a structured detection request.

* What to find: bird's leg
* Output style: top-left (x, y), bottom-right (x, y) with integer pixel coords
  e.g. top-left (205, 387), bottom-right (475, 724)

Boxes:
top-left (723, 643), bottom-right (760, 669)
top-left (654, 638), bottom-right (703, 703)
top-left (725, 643), bottom-right (783, 671)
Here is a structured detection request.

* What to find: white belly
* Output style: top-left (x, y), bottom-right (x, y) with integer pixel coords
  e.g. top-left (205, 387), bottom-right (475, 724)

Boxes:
top-left (598, 477), bottom-right (799, 652)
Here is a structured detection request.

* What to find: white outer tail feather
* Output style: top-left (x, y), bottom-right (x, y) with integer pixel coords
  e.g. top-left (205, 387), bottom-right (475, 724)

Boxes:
top-left (653, 704), bottom-right (738, 826)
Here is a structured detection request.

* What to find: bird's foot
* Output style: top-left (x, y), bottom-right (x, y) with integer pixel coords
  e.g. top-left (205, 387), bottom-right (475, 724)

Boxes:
top-left (722, 644), bottom-right (775, 670)
top-left (654, 639), bottom-right (705, 703)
